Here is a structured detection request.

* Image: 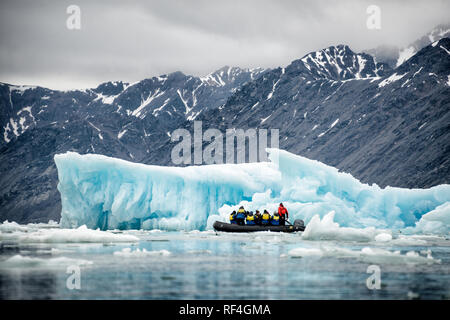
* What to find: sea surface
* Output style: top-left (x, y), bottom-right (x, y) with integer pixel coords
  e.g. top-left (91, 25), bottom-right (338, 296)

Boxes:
top-left (1, 223), bottom-right (449, 300)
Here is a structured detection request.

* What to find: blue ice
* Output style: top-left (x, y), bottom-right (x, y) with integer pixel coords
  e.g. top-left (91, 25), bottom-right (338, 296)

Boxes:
top-left (54, 149), bottom-right (450, 233)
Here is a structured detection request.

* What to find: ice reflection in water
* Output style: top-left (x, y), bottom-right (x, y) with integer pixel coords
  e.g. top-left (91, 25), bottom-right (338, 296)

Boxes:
top-left (1, 229), bottom-right (450, 299)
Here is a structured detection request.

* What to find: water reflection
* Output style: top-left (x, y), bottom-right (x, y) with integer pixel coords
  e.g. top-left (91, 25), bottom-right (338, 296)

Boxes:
top-left (1, 232), bottom-right (449, 299)
top-left (0, 270), bottom-right (57, 299)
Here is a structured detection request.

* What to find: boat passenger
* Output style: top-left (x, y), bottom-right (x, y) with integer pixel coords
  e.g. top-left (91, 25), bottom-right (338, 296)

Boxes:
top-left (271, 212), bottom-right (280, 225)
top-left (229, 210), bottom-right (237, 224)
top-left (246, 211), bottom-right (256, 225)
top-left (261, 210), bottom-right (271, 225)
top-left (254, 210), bottom-right (262, 225)
top-left (235, 206), bottom-right (246, 225)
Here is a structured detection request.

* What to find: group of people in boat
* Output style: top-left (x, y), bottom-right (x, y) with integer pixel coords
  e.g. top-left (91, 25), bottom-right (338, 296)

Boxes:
top-left (229, 203), bottom-right (289, 226)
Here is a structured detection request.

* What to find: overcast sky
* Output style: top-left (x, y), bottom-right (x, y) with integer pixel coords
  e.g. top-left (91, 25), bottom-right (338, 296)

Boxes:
top-left (0, 0), bottom-right (449, 90)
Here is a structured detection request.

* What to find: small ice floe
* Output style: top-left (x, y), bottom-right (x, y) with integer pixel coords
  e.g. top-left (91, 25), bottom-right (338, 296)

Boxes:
top-left (50, 248), bottom-right (72, 255)
top-left (148, 229), bottom-right (163, 233)
top-left (0, 254), bottom-right (92, 269)
top-left (407, 291), bottom-right (420, 300)
top-left (186, 249), bottom-right (212, 255)
top-left (0, 220), bottom-right (60, 231)
top-left (301, 212), bottom-right (387, 242)
top-left (287, 245), bottom-right (440, 265)
top-left (8, 225), bottom-right (139, 243)
top-left (0, 221), bottom-right (31, 233)
top-left (288, 247), bottom-right (323, 257)
top-left (113, 248), bottom-right (171, 257)
top-left (387, 235), bottom-right (427, 246)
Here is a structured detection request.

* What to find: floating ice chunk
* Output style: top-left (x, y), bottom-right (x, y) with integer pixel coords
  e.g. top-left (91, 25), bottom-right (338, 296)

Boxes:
top-left (113, 248), bottom-right (171, 257)
top-left (387, 235), bottom-right (427, 246)
top-left (413, 202), bottom-right (450, 234)
top-left (14, 225), bottom-right (139, 243)
top-left (288, 245), bottom-right (440, 265)
top-left (0, 221), bottom-right (30, 233)
top-left (358, 247), bottom-right (439, 265)
top-left (407, 291), bottom-right (420, 300)
top-left (187, 250), bottom-right (212, 255)
top-left (0, 255), bottom-right (92, 269)
top-left (288, 247), bottom-right (323, 257)
top-left (50, 248), bottom-right (71, 255)
top-left (147, 229), bottom-right (163, 233)
top-left (0, 220), bottom-right (61, 234)
top-left (301, 211), bottom-right (383, 242)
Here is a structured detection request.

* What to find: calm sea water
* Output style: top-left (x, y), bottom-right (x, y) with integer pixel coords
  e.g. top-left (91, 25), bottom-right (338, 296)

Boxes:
top-left (1, 229), bottom-right (449, 299)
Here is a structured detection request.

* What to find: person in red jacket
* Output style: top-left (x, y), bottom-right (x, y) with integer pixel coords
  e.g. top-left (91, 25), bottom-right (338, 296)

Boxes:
top-left (278, 203), bottom-right (289, 226)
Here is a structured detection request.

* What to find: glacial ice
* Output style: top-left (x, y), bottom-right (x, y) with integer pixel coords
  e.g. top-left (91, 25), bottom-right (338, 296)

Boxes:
top-left (113, 248), bottom-right (171, 257)
top-left (54, 149), bottom-right (450, 233)
top-left (0, 255), bottom-right (93, 269)
top-left (0, 223), bottom-right (139, 243)
top-left (287, 245), bottom-right (440, 265)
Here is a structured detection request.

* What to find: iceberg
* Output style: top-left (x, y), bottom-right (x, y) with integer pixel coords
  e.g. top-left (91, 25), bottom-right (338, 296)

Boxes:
top-left (54, 149), bottom-right (450, 233)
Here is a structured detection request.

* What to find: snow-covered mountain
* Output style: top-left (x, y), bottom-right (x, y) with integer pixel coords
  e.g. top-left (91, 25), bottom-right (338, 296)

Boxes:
top-left (289, 44), bottom-right (391, 80)
top-left (1, 66), bottom-right (266, 146)
top-left (1, 35), bottom-right (449, 224)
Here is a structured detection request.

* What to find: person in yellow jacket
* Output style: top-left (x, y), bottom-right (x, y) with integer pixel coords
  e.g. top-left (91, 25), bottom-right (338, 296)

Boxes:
top-left (229, 210), bottom-right (237, 224)
top-left (271, 211), bottom-right (280, 225)
top-left (235, 206), bottom-right (246, 225)
top-left (261, 210), bottom-right (271, 225)
top-left (246, 211), bottom-right (256, 225)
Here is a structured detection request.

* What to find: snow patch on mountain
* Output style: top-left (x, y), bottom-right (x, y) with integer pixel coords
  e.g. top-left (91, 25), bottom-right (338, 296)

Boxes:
top-left (378, 73), bottom-right (407, 87)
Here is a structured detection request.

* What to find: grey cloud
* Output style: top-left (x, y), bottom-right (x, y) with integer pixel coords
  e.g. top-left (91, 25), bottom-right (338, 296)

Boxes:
top-left (0, 0), bottom-right (448, 89)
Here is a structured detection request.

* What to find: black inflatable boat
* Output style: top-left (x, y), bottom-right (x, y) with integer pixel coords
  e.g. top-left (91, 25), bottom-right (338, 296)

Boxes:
top-left (213, 219), bottom-right (305, 233)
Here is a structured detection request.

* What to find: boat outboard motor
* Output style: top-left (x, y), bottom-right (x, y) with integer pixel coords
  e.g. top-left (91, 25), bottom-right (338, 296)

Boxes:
top-left (293, 219), bottom-right (305, 228)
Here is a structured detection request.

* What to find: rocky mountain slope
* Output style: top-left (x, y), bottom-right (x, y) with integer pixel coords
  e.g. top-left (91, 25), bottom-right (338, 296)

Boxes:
top-left (187, 38), bottom-right (449, 190)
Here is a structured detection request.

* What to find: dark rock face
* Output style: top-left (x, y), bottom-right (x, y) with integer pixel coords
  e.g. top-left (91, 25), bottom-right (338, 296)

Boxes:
top-left (1, 38), bottom-right (449, 224)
